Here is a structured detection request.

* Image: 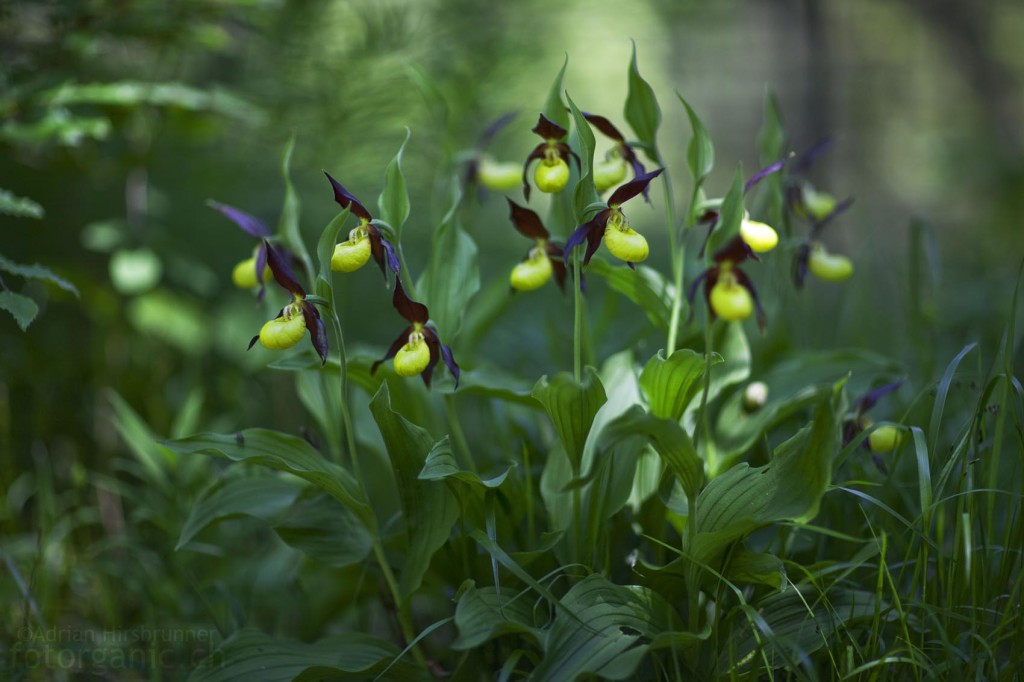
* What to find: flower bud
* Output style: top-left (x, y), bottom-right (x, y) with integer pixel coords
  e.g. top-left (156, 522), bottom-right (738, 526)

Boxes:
top-left (477, 158), bottom-right (523, 192)
top-left (259, 309), bottom-right (306, 350)
top-left (510, 249), bottom-right (553, 291)
top-left (603, 225), bottom-right (649, 263)
top-left (534, 157), bottom-right (570, 194)
top-left (801, 186), bottom-right (837, 221)
top-left (232, 257), bottom-right (271, 289)
top-left (394, 333), bottom-right (430, 376)
top-left (869, 425), bottom-right (903, 452)
top-left (710, 272), bottom-right (753, 321)
top-left (808, 244), bottom-right (853, 281)
top-left (331, 230), bottom-right (372, 272)
top-left (739, 219), bottom-right (778, 253)
top-left (743, 381), bottom-right (769, 412)
top-left (594, 156), bottom-right (628, 192)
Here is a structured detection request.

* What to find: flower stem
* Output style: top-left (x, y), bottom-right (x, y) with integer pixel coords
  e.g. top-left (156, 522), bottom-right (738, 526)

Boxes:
top-left (329, 311), bottom-right (361, 482)
top-left (657, 158), bottom-right (683, 355)
top-left (444, 393), bottom-right (475, 472)
top-left (573, 250), bottom-right (583, 382)
top-left (693, 317), bottom-right (715, 453)
top-left (667, 180), bottom-right (702, 355)
top-left (371, 540), bottom-right (427, 668)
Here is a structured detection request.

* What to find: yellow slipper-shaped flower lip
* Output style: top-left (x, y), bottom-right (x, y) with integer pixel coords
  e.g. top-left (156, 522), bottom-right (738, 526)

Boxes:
top-left (581, 111), bottom-right (650, 200)
top-left (710, 273), bottom-right (754, 321)
top-left (506, 199), bottom-right (570, 292)
top-left (477, 157), bottom-right (524, 192)
top-left (808, 244), bottom-right (854, 281)
top-left (331, 230), bottom-right (372, 272)
top-left (232, 257), bottom-right (273, 289)
top-left (521, 114), bottom-right (580, 201)
top-left (247, 241), bottom-right (329, 365)
top-left (563, 168), bottom-right (664, 267)
top-left (739, 219), bottom-right (778, 253)
top-left (688, 236), bottom-right (767, 331)
top-left (594, 156), bottom-right (628, 193)
top-left (603, 225), bottom-right (649, 263)
top-left (324, 172), bottom-right (401, 280)
top-left (869, 425), bottom-right (903, 452)
top-left (394, 336), bottom-right (431, 376)
top-left (370, 279), bottom-right (461, 389)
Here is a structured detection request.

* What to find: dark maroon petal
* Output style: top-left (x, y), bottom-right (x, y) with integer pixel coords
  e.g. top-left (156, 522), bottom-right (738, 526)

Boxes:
top-left (793, 243), bottom-right (810, 289)
top-left (856, 380), bottom-right (904, 416)
top-left (842, 418), bottom-right (862, 447)
top-left (371, 326), bottom-right (411, 375)
top-left (507, 198), bottom-right (550, 240)
top-left (393, 278), bottom-right (429, 324)
top-left (323, 171), bottom-right (372, 221)
top-left (733, 268), bottom-right (767, 332)
top-left (713, 236), bottom-right (756, 266)
top-left (532, 114), bottom-right (567, 141)
top-left (439, 341), bottom-right (460, 389)
top-left (247, 334), bottom-right (260, 350)
top-left (686, 269), bottom-right (710, 307)
top-left (608, 168), bottom-right (664, 207)
top-left (208, 200), bottom-right (270, 238)
top-left (301, 302), bottom-right (329, 366)
top-left (556, 143), bottom-right (581, 173)
top-left (254, 242), bottom-right (269, 301)
top-left (265, 241), bottom-right (306, 297)
top-left (793, 137), bottom-right (834, 174)
top-left (522, 144), bottom-right (548, 201)
top-left (480, 111), bottom-right (517, 147)
top-left (582, 113), bottom-right (625, 142)
top-left (744, 159), bottom-right (787, 193)
top-left (625, 153), bottom-right (651, 202)
top-left (810, 196), bottom-right (855, 238)
top-left (564, 210), bottom-right (610, 267)
top-left (550, 258), bottom-right (568, 292)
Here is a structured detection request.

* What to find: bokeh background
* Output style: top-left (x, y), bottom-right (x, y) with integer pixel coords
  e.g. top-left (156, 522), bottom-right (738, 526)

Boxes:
top-left (2, 0), bottom-right (1023, 653)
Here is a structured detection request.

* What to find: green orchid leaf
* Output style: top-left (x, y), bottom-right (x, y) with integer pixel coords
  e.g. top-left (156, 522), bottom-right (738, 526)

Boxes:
top-left (678, 94), bottom-right (714, 184)
top-left (369, 382), bottom-right (459, 601)
top-left (705, 164), bottom-right (744, 257)
top-left (587, 259), bottom-right (673, 330)
top-left (0, 291), bottom-right (39, 331)
top-left (417, 186), bottom-right (479, 342)
top-left (531, 574), bottom-right (677, 681)
top-left (532, 367), bottom-right (607, 474)
top-left (0, 253), bottom-right (79, 297)
top-left (599, 406), bottom-right (704, 499)
top-left (162, 428), bottom-right (375, 531)
top-left (686, 381), bottom-right (842, 569)
top-left (273, 493), bottom-right (373, 568)
top-left (0, 188), bottom-right (44, 219)
top-left (378, 127), bottom-right (411, 237)
top-left (314, 207), bottom-right (349, 304)
top-left (176, 475), bottom-right (306, 550)
top-left (625, 41), bottom-right (662, 162)
top-left (640, 348), bottom-right (720, 421)
top-left (278, 135), bottom-right (312, 275)
top-left (419, 437), bottom-right (513, 489)
top-left (452, 583), bottom-right (542, 651)
top-left (542, 55), bottom-right (570, 130)
top-left (567, 93), bottom-right (600, 222)
top-left (189, 628), bottom-right (423, 682)
top-left (757, 90), bottom-right (786, 165)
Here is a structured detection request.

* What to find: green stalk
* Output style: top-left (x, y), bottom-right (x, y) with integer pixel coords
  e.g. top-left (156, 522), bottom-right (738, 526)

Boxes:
top-left (444, 393), bottom-right (475, 472)
top-left (667, 181), bottom-right (702, 354)
top-left (330, 306), bottom-right (426, 668)
top-left (693, 318), bottom-right (715, 454)
top-left (573, 250), bottom-right (583, 382)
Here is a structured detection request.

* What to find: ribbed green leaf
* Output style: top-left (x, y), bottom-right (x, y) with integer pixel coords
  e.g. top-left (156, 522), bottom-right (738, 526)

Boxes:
top-left (189, 628), bottom-right (422, 682)
top-left (624, 41), bottom-right (661, 162)
top-left (678, 94), bottom-right (714, 183)
top-left (705, 164), bottom-right (744, 257)
top-left (278, 135), bottom-right (312, 275)
top-left (419, 437), bottom-right (512, 489)
top-left (162, 428), bottom-right (375, 531)
top-left (417, 187), bottom-right (478, 342)
top-left (532, 574), bottom-right (677, 681)
top-left (599, 406), bottom-right (704, 499)
top-left (378, 127), bottom-right (411, 237)
top-left (687, 382), bottom-right (842, 568)
top-left (176, 476), bottom-right (305, 550)
top-left (0, 188), bottom-right (43, 218)
top-left (532, 367), bottom-right (607, 473)
top-left (567, 93), bottom-right (600, 222)
top-left (640, 348), bottom-right (718, 421)
top-left (0, 291), bottom-right (38, 331)
top-left (369, 382), bottom-right (459, 601)
top-left (0, 254), bottom-right (79, 296)
top-left (542, 55), bottom-right (569, 130)
top-left (452, 583), bottom-right (542, 650)
top-left (273, 493), bottom-right (373, 568)
top-left (588, 259), bottom-right (673, 330)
